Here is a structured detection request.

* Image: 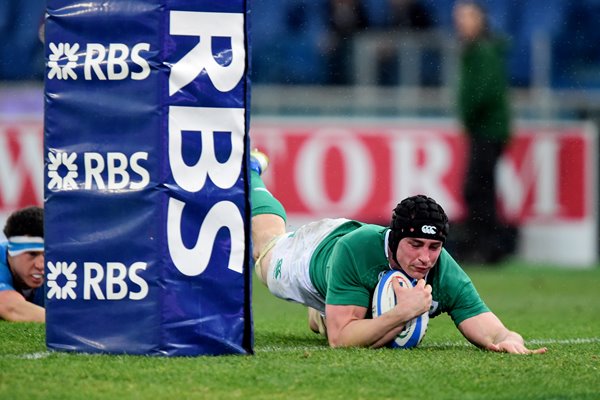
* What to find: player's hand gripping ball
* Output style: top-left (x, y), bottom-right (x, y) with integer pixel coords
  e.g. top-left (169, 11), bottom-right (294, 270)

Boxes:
top-left (372, 270), bottom-right (429, 349)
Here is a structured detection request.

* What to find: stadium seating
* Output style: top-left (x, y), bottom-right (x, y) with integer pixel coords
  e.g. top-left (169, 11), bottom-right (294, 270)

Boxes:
top-left (3, 0), bottom-right (600, 89)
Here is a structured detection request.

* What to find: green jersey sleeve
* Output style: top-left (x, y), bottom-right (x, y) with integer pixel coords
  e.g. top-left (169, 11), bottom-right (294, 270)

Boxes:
top-left (430, 250), bottom-right (490, 326)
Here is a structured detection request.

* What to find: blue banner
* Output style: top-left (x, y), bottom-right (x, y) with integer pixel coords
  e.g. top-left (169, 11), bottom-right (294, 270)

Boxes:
top-left (44, 0), bottom-right (252, 356)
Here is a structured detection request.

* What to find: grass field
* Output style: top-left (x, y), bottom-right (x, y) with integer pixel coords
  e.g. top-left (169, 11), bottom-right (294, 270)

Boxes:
top-left (1, 262), bottom-right (599, 399)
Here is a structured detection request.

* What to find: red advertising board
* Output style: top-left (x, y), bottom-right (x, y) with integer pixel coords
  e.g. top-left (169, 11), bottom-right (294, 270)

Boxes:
top-left (250, 118), bottom-right (595, 227)
top-left (0, 118), bottom-right (44, 211)
top-left (0, 117), bottom-right (594, 227)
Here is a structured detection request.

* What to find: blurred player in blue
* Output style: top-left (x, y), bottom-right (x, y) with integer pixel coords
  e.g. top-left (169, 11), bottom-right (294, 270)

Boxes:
top-left (249, 150), bottom-right (546, 354)
top-left (0, 206), bottom-right (45, 322)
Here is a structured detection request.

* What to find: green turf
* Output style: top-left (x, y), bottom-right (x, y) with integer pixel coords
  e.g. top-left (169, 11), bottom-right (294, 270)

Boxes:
top-left (1, 263), bottom-right (599, 399)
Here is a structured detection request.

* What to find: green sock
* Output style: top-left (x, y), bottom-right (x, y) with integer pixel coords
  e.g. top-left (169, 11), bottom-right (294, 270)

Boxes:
top-left (250, 170), bottom-right (287, 222)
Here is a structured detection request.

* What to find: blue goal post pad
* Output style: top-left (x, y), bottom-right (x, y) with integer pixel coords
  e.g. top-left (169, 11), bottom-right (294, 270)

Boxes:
top-left (44, 0), bottom-right (253, 356)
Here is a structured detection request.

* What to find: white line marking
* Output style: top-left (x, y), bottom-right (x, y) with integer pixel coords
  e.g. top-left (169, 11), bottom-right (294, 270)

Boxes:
top-left (528, 338), bottom-right (600, 345)
top-left (1, 351), bottom-right (52, 360)
top-left (2, 338), bottom-right (598, 358)
top-left (255, 337), bottom-right (600, 353)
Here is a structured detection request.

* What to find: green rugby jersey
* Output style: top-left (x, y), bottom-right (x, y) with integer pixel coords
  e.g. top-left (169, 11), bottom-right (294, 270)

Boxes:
top-left (308, 221), bottom-right (490, 326)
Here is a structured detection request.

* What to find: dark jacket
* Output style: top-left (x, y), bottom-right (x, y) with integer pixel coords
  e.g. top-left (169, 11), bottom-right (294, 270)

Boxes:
top-left (458, 36), bottom-right (511, 142)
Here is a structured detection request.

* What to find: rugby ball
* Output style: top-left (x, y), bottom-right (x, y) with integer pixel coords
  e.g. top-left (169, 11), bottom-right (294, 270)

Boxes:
top-left (372, 270), bottom-right (429, 349)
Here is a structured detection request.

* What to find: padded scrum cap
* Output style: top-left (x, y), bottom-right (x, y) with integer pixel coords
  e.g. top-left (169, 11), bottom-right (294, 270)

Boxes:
top-left (388, 195), bottom-right (449, 263)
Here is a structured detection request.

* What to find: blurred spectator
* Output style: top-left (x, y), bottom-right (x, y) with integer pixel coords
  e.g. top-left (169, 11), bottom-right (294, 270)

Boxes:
top-left (453, 1), bottom-right (517, 264)
top-left (322, 0), bottom-right (369, 85)
top-left (376, 0), bottom-right (435, 85)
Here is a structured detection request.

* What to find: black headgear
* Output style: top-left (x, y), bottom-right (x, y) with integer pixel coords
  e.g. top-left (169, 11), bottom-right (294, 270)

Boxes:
top-left (388, 195), bottom-right (449, 264)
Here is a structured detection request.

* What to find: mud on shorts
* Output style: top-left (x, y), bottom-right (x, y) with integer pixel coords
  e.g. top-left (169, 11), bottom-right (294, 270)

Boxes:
top-left (266, 218), bottom-right (350, 313)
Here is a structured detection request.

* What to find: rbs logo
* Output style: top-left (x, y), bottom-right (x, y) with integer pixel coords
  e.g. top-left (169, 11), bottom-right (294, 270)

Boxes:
top-left (47, 151), bottom-right (150, 191)
top-left (47, 261), bottom-right (149, 300)
top-left (47, 42), bottom-right (151, 81)
top-left (167, 11), bottom-right (247, 277)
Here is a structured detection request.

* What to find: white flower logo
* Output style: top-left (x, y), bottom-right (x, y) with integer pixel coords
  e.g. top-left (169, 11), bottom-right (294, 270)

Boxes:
top-left (48, 42), bottom-right (79, 80)
top-left (47, 151), bottom-right (79, 190)
top-left (47, 262), bottom-right (78, 300)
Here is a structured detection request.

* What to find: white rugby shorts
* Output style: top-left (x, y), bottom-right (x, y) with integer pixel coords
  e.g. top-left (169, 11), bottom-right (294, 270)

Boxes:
top-left (266, 218), bottom-right (350, 313)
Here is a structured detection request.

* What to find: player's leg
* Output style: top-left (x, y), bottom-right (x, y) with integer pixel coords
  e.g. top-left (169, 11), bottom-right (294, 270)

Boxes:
top-left (252, 214), bottom-right (284, 284)
top-left (250, 150), bottom-right (287, 284)
top-left (251, 151), bottom-right (332, 337)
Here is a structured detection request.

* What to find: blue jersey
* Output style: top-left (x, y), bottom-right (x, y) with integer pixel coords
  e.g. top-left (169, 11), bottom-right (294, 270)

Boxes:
top-left (0, 242), bottom-right (45, 307)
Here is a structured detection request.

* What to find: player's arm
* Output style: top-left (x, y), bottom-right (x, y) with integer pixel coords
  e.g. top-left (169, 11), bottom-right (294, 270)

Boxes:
top-left (325, 304), bottom-right (406, 348)
top-left (0, 290), bottom-right (45, 323)
top-left (457, 311), bottom-right (546, 354)
top-left (326, 279), bottom-right (431, 348)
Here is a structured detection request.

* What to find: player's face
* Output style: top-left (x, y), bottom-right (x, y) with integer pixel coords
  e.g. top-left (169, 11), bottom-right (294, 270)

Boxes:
top-left (9, 251), bottom-right (45, 288)
top-left (395, 238), bottom-right (443, 280)
top-left (453, 3), bottom-right (484, 41)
